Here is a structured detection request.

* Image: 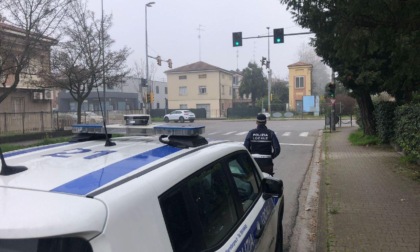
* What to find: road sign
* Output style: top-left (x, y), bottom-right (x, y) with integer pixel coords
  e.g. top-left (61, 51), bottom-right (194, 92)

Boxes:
top-left (331, 99), bottom-right (336, 104)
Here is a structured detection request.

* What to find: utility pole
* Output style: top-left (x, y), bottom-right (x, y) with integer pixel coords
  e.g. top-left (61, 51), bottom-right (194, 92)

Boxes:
top-left (145, 2), bottom-right (155, 113)
top-left (267, 27), bottom-right (272, 114)
top-left (331, 70), bottom-right (336, 131)
top-left (101, 0), bottom-right (106, 123)
top-left (197, 24), bottom-right (205, 61)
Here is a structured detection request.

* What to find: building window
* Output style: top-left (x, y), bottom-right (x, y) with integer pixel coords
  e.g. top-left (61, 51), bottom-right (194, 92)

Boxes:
top-left (180, 104), bottom-right (188, 109)
top-left (199, 86), bottom-right (207, 95)
top-left (157, 103), bottom-right (160, 109)
top-left (165, 87), bottom-right (168, 94)
top-left (198, 74), bottom-right (207, 79)
top-left (222, 85), bottom-right (225, 95)
top-left (179, 75), bottom-right (187, 80)
top-left (12, 97), bottom-right (24, 113)
top-left (156, 86), bottom-right (159, 94)
top-left (179, 86), bottom-right (187, 96)
top-left (295, 76), bottom-right (304, 88)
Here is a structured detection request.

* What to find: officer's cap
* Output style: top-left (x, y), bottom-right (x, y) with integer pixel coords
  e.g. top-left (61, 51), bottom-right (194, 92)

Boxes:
top-left (257, 114), bottom-right (267, 123)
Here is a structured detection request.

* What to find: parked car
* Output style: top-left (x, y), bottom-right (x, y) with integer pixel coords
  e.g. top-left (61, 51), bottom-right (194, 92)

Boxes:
top-left (0, 124), bottom-right (284, 252)
top-left (164, 110), bottom-right (195, 123)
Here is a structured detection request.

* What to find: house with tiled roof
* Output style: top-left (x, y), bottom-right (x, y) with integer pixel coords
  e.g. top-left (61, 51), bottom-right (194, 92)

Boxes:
top-left (165, 61), bottom-right (234, 118)
top-left (287, 61), bottom-right (313, 111)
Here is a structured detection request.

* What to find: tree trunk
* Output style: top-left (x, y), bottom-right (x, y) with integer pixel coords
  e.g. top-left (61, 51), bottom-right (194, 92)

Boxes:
top-left (356, 92), bottom-right (376, 135)
top-left (77, 101), bottom-right (83, 124)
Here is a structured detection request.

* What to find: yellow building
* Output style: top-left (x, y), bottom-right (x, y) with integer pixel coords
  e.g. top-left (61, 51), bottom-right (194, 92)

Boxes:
top-left (287, 61), bottom-right (313, 111)
top-left (165, 61), bottom-right (233, 118)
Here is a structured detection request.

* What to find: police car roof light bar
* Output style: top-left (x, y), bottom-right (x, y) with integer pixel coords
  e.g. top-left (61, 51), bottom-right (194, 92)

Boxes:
top-left (154, 125), bottom-right (207, 148)
top-left (0, 147), bottom-right (28, 176)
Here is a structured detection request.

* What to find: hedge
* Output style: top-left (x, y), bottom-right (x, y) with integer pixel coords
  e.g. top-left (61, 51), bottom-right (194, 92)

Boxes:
top-left (374, 101), bottom-right (397, 144)
top-left (394, 104), bottom-right (420, 159)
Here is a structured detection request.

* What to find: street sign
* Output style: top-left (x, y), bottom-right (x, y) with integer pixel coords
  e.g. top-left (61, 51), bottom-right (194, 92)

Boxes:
top-left (331, 99), bottom-right (336, 104)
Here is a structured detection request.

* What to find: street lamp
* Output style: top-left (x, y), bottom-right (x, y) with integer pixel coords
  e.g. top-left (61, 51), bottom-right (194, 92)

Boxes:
top-left (145, 2), bottom-right (155, 112)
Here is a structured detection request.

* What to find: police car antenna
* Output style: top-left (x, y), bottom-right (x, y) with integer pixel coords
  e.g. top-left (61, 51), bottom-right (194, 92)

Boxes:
top-left (0, 147), bottom-right (28, 175)
top-left (95, 86), bottom-right (116, 147)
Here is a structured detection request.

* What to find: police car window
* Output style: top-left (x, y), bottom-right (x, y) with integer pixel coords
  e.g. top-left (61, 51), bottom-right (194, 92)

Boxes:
top-left (227, 152), bottom-right (260, 211)
top-left (0, 237), bottom-right (92, 252)
top-left (189, 163), bottom-right (238, 248)
top-left (160, 162), bottom-right (239, 251)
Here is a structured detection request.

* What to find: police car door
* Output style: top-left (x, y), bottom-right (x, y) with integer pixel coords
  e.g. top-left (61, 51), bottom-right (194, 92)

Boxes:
top-left (221, 151), bottom-right (279, 252)
top-left (159, 151), bottom-right (279, 252)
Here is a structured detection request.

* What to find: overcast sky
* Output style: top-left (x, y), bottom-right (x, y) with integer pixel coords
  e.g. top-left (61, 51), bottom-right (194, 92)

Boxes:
top-left (87, 0), bottom-right (315, 81)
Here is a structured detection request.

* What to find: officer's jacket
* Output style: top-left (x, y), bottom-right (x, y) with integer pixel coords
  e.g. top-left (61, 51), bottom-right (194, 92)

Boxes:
top-left (244, 124), bottom-right (281, 160)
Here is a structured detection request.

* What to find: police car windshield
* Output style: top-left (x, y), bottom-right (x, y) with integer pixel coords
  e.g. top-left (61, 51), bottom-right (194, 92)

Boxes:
top-left (0, 237), bottom-right (92, 252)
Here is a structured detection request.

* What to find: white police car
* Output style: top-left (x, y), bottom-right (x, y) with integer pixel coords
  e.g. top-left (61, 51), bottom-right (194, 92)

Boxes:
top-left (0, 124), bottom-right (284, 252)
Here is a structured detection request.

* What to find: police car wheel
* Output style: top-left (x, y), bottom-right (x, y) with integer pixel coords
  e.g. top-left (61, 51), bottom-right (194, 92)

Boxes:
top-left (275, 197), bottom-right (285, 252)
top-left (179, 117), bottom-right (185, 123)
top-left (164, 117), bottom-right (169, 123)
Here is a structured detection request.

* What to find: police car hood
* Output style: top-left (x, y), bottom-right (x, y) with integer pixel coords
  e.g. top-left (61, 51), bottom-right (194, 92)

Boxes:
top-left (0, 137), bottom-right (180, 238)
top-left (0, 138), bottom-right (181, 195)
top-left (0, 187), bottom-right (106, 238)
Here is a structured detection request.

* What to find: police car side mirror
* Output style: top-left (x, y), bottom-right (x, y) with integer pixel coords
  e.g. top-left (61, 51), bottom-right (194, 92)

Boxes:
top-left (261, 177), bottom-right (283, 200)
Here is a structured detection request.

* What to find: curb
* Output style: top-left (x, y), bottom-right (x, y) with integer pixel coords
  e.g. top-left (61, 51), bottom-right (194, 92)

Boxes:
top-left (290, 129), bottom-right (323, 251)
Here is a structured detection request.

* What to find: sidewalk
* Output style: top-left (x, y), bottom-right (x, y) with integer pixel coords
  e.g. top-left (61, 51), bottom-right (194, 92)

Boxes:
top-left (317, 127), bottom-right (420, 251)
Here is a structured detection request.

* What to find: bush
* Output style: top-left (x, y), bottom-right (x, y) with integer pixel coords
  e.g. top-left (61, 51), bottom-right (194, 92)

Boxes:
top-left (394, 104), bottom-right (420, 160)
top-left (374, 101), bottom-right (397, 144)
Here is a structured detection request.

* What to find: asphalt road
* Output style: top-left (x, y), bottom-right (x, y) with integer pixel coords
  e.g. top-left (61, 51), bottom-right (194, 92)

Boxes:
top-left (196, 119), bottom-right (325, 251)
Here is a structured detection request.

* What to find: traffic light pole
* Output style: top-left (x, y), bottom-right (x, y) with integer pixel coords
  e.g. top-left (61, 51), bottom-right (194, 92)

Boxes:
top-left (241, 31), bottom-right (313, 40)
top-left (267, 27), bottom-right (272, 114)
top-left (234, 30), bottom-right (313, 114)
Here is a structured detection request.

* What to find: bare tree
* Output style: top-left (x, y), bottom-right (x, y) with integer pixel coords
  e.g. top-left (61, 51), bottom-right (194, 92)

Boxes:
top-left (41, 0), bottom-right (130, 123)
top-left (0, 0), bottom-right (71, 104)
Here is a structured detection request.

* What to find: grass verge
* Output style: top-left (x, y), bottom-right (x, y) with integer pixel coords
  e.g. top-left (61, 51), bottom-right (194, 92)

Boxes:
top-left (348, 129), bottom-right (379, 146)
top-left (0, 137), bottom-right (72, 153)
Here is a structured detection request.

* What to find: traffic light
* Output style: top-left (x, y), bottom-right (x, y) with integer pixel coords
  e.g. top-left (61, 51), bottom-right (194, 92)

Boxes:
top-left (167, 59), bottom-right (172, 68)
top-left (141, 78), bottom-right (147, 87)
top-left (327, 82), bottom-right (336, 98)
top-left (150, 92), bottom-right (154, 102)
top-left (273, 28), bottom-right (284, 44)
top-left (261, 57), bottom-right (266, 66)
top-left (156, 56), bottom-right (162, 66)
top-left (266, 60), bottom-right (270, 69)
top-left (232, 32), bottom-right (242, 47)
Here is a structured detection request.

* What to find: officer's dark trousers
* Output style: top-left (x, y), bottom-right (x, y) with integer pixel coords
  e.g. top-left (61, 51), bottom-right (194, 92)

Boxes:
top-left (254, 158), bottom-right (274, 176)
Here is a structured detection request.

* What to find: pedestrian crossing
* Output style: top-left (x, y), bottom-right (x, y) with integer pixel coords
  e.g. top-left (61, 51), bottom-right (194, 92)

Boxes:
top-left (204, 131), bottom-right (310, 137)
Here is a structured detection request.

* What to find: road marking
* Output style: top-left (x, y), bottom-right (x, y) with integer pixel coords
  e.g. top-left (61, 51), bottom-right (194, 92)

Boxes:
top-left (299, 132), bottom-right (309, 137)
top-left (281, 143), bottom-right (313, 146)
top-left (207, 132), bottom-right (220, 135)
top-left (223, 131), bottom-right (237, 135)
top-left (235, 131), bottom-right (248, 136)
top-left (282, 132), bottom-right (291, 136)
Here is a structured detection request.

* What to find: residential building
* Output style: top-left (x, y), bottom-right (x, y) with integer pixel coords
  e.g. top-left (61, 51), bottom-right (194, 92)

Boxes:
top-left (150, 80), bottom-right (167, 110)
top-left (287, 61), bottom-right (313, 111)
top-left (231, 69), bottom-right (252, 106)
top-left (165, 61), bottom-right (233, 118)
top-left (0, 21), bottom-right (56, 113)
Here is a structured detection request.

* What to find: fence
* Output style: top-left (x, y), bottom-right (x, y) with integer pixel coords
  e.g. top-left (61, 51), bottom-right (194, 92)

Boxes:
top-left (0, 110), bottom-right (158, 134)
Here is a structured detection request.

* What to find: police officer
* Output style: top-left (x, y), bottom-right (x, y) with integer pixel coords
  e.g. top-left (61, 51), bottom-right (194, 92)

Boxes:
top-left (244, 114), bottom-right (281, 176)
